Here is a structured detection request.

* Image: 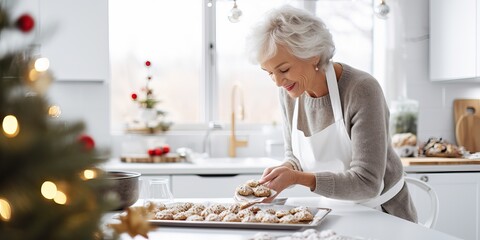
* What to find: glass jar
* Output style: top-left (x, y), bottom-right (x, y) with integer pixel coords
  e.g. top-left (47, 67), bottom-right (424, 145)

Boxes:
top-left (390, 98), bottom-right (419, 135)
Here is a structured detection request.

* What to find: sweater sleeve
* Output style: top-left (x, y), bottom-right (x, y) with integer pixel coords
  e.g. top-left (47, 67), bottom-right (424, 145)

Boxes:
top-left (313, 78), bottom-right (389, 201)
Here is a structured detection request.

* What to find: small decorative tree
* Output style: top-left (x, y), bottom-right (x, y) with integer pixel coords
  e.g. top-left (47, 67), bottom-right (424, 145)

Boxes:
top-left (128, 60), bottom-right (172, 133)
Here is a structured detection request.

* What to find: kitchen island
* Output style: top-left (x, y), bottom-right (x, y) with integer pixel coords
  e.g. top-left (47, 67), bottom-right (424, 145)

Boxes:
top-left (102, 157), bottom-right (480, 239)
top-left (104, 197), bottom-right (459, 240)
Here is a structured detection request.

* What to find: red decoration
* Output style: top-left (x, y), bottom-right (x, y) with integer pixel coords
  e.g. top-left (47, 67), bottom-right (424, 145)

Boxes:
top-left (147, 145), bottom-right (170, 156)
top-left (145, 61), bottom-right (151, 67)
top-left (154, 148), bottom-right (163, 156)
top-left (147, 149), bottom-right (155, 156)
top-left (162, 145), bottom-right (170, 154)
top-left (16, 14), bottom-right (35, 33)
top-left (78, 134), bottom-right (95, 151)
top-left (131, 93), bottom-right (138, 100)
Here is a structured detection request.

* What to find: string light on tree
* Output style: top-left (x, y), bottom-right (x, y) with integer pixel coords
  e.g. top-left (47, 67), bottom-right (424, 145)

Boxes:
top-left (82, 169), bottom-right (97, 180)
top-left (48, 105), bottom-right (61, 117)
top-left (26, 59), bottom-right (53, 95)
top-left (0, 198), bottom-right (12, 221)
top-left (41, 181), bottom-right (58, 200)
top-left (2, 115), bottom-right (19, 138)
top-left (53, 190), bottom-right (67, 205)
top-left (34, 57), bottom-right (50, 72)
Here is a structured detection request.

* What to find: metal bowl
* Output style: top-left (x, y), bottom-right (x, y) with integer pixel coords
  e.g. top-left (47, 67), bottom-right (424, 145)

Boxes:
top-left (106, 171), bottom-right (141, 210)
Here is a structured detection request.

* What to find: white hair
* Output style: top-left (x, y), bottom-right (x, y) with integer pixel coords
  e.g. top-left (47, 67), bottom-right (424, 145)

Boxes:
top-left (246, 5), bottom-right (335, 69)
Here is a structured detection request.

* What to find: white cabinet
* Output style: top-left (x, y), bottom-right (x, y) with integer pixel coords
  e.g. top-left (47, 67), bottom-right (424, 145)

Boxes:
top-left (407, 172), bottom-right (480, 240)
top-left (170, 174), bottom-right (320, 198)
top-left (171, 174), bottom-right (262, 198)
top-left (430, 0), bottom-right (480, 81)
top-left (39, 0), bottom-right (109, 81)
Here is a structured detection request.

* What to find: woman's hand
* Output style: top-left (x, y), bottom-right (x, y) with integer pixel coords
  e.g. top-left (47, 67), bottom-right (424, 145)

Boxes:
top-left (259, 162), bottom-right (316, 203)
top-left (259, 163), bottom-right (298, 202)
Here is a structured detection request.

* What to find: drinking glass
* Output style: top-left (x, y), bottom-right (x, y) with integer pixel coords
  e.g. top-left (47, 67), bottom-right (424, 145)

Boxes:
top-left (144, 178), bottom-right (174, 206)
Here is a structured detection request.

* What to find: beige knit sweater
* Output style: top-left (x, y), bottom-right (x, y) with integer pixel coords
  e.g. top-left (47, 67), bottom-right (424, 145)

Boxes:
top-left (280, 63), bottom-right (418, 223)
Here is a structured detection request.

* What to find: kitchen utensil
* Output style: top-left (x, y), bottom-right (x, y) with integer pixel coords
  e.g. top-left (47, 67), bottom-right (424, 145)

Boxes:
top-left (453, 99), bottom-right (480, 152)
top-left (106, 171), bottom-right (141, 210)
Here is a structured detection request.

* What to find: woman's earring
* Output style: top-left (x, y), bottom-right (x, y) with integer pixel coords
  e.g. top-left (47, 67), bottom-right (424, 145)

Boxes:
top-left (315, 66), bottom-right (319, 71)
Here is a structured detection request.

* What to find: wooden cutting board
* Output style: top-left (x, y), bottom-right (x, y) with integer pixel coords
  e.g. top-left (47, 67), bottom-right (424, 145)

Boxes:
top-left (454, 99), bottom-right (480, 152)
top-left (401, 157), bottom-right (480, 166)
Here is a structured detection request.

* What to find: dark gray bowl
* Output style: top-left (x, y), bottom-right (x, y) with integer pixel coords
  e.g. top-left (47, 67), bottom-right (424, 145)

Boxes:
top-left (106, 171), bottom-right (141, 210)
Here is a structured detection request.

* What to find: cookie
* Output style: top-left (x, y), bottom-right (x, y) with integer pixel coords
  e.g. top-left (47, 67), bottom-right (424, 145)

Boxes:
top-left (242, 215), bottom-right (260, 223)
top-left (186, 215), bottom-right (204, 221)
top-left (173, 212), bottom-right (188, 220)
top-left (289, 206), bottom-right (309, 214)
top-left (237, 209), bottom-right (254, 218)
top-left (144, 201), bottom-right (166, 212)
top-left (236, 184), bottom-right (254, 196)
top-left (253, 185), bottom-right (271, 197)
top-left (275, 209), bottom-right (291, 218)
top-left (294, 210), bottom-right (313, 221)
top-left (205, 213), bottom-right (222, 222)
top-left (227, 203), bottom-right (241, 214)
top-left (154, 211), bottom-right (173, 220)
top-left (261, 214), bottom-right (279, 223)
top-left (279, 214), bottom-right (299, 224)
top-left (222, 213), bottom-right (241, 222)
top-left (246, 179), bottom-right (260, 188)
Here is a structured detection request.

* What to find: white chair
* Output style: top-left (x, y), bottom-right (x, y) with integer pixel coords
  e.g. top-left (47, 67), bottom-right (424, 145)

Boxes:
top-left (405, 177), bottom-right (439, 229)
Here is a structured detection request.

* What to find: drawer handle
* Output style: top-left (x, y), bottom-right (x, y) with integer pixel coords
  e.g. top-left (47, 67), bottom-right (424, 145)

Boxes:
top-left (420, 175), bottom-right (429, 182)
top-left (196, 174), bottom-right (239, 178)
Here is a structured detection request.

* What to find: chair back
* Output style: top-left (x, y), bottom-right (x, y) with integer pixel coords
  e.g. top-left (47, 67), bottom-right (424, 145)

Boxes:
top-left (405, 177), bottom-right (439, 229)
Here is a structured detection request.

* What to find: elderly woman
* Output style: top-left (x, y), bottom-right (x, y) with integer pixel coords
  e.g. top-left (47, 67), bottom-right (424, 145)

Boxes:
top-left (247, 5), bottom-right (417, 222)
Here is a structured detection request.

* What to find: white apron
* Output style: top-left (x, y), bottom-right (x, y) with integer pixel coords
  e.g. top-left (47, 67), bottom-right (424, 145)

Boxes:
top-left (291, 62), bottom-right (404, 208)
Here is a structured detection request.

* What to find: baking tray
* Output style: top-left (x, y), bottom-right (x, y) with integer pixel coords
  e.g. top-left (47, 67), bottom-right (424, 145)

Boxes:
top-left (148, 203), bottom-right (331, 230)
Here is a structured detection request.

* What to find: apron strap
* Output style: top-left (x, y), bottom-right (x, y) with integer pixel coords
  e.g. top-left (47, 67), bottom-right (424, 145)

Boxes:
top-left (325, 62), bottom-right (343, 122)
top-left (359, 176), bottom-right (405, 208)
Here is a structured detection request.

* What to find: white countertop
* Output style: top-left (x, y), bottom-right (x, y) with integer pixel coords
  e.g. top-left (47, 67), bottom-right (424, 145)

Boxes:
top-left (102, 157), bottom-right (281, 175)
top-left (104, 197), bottom-right (459, 240)
top-left (102, 157), bottom-right (480, 175)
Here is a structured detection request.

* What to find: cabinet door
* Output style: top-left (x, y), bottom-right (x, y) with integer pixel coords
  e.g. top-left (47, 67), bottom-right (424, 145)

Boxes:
top-left (430, 0), bottom-right (477, 80)
top-left (277, 184), bottom-right (318, 198)
top-left (408, 173), bottom-right (480, 240)
top-left (171, 174), bottom-right (261, 198)
top-left (39, 0), bottom-right (109, 81)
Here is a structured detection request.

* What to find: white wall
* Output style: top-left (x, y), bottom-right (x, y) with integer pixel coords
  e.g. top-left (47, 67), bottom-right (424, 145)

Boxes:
top-left (400, 0), bottom-right (480, 145)
top-left (44, 0), bottom-right (480, 157)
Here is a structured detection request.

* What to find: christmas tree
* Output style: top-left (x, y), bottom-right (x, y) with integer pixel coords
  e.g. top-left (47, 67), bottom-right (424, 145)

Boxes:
top-left (0, 3), bottom-right (113, 240)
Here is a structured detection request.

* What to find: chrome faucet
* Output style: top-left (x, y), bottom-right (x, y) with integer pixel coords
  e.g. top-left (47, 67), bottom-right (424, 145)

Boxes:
top-left (203, 121), bottom-right (222, 157)
top-left (229, 84), bottom-right (248, 157)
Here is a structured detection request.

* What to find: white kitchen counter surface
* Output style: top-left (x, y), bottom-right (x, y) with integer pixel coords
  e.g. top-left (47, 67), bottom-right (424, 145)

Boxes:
top-left (101, 157), bottom-right (281, 175)
top-left (103, 197), bottom-right (459, 240)
top-left (102, 157), bottom-right (480, 175)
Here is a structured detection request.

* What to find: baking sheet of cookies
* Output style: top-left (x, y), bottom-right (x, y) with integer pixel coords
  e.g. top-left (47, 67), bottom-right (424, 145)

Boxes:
top-left (148, 203), bottom-right (331, 230)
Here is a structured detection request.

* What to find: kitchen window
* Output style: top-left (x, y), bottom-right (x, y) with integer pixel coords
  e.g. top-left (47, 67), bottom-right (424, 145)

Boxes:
top-left (109, 0), bottom-right (373, 132)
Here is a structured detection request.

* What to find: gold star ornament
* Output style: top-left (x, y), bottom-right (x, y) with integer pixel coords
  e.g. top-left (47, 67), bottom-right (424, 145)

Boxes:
top-left (108, 206), bottom-right (154, 239)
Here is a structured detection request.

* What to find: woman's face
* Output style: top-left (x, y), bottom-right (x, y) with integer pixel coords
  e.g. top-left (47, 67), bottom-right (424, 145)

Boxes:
top-left (260, 44), bottom-right (319, 98)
